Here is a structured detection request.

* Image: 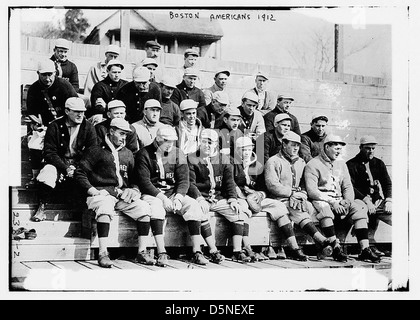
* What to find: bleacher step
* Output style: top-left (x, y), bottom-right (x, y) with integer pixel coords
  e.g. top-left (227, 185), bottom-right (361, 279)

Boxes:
top-left (11, 206), bottom-right (82, 222)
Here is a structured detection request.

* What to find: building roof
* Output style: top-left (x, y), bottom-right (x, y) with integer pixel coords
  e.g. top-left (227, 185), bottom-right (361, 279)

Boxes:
top-left (84, 10), bottom-right (223, 43)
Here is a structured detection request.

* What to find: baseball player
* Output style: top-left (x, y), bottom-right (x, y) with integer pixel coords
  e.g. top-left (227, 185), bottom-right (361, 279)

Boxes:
top-left (134, 125), bottom-right (224, 265)
top-left (176, 99), bottom-right (204, 155)
top-left (299, 114), bottom-right (329, 163)
top-left (50, 38), bottom-right (79, 92)
top-left (74, 118), bottom-right (154, 268)
top-left (265, 131), bottom-right (334, 261)
top-left (33, 97), bottom-right (97, 222)
top-left (304, 134), bottom-right (381, 263)
top-left (95, 100), bottom-right (139, 154)
top-left (263, 113), bottom-right (292, 164)
top-left (346, 135), bottom-right (392, 256)
top-left (264, 94), bottom-right (301, 134)
top-left (188, 129), bottom-right (252, 263)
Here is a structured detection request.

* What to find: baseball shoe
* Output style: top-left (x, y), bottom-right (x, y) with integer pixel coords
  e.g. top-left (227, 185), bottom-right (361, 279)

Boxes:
top-left (276, 247), bottom-right (287, 260)
top-left (32, 203), bottom-right (46, 222)
top-left (263, 246), bottom-right (277, 259)
top-left (255, 252), bottom-right (269, 261)
top-left (243, 246), bottom-right (257, 262)
top-left (232, 250), bottom-right (252, 263)
top-left (359, 247), bottom-right (381, 263)
top-left (332, 244), bottom-right (348, 262)
top-left (192, 251), bottom-right (209, 265)
top-left (98, 251), bottom-right (113, 268)
top-left (286, 248), bottom-right (308, 261)
top-left (156, 252), bottom-right (169, 267)
top-left (209, 250), bottom-right (225, 264)
top-left (370, 246), bottom-right (385, 257)
top-left (316, 239), bottom-right (334, 260)
top-left (136, 250), bottom-right (156, 265)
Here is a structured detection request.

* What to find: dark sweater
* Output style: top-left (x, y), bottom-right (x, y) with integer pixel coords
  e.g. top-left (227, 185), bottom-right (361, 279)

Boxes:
top-left (263, 129), bottom-right (283, 164)
top-left (171, 81), bottom-right (206, 110)
top-left (232, 155), bottom-right (266, 193)
top-left (346, 152), bottom-right (392, 202)
top-left (299, 129), bottom-right (327, 163)
top-left (95, 118), bottom-right (139, 154)
top-left (43, 117), bottom-right (97, 173)
top-left (50, 55), bottom-right (80, 92)
top-left (74, 140), bottom-right (137, 197)
top-left (116, 81), bottom-right (162, 124)
top-left (89, 76), bottom-right (128, 118)
top-left (160, 97), bottom-right (181, 126)
top-left (196, 104), bottom-right (225, 129)
top-left (134, 142), bottom-right (190, 198)
top-left (26, 78), bottom-right (78, 126)
top-left (188, 151), bottom-right (237, 201)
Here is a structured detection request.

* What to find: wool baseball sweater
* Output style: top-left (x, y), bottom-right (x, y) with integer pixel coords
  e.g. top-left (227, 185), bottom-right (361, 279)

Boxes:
top-left (88, 76), bottom-right (128, 118)
top-left (188, 151), bottom-right (237, 201)
top-left (232, 152), bottom-right (266, 193)
top-left (134, 142), bottom-right (190, 198)
top-left (299, 129), bottom-right (328, 163)
top-left (346, 152), bottom-right (392, 202)
top-left (95, 118), bottom-right (139, 154)
top-left (74, 138), bottom-right (138, 197)
top-left (160, 97), bottom-right (181, 126)
top-left (116, 81), bottom-right (162, 124)
top-left (50, 55), bottom-right (80, 92)
top-left (43, 116), bottom-right (97, 173)
top-left (304, 150), bottom-right (355, 204)
top-left (171, 81), bottom-right (206, 110)
top-left (26, 77), bottom-right (78, 126)
top-left (264, 150), bottom-right (306, 200)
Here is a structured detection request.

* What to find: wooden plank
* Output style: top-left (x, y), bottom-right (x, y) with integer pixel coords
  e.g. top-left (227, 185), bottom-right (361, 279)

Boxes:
top-left (10, 261), bottom-right (32, 280)
top-left (50, 260), bottom-right (92, 272)
top-left (77, 260), bottom-right (107, 270)
top-left (22, 261), bottom-right (59, 270)
top-left (10, 207), bottom-right (81, 222)
top-left (111, 259), bottom-right (154, 271)
top-left (177, 257), bottom-right (231, 270)
top-left (221, 259), bottom-right (266, 269)
top-left (11, 220), bottom-right (82, 238)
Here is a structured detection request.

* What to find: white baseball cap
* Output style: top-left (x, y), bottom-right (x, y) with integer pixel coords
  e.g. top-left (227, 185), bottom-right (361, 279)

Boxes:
top-left (132, 67), bottom-right (150, 82)
top-left (180, 99), bottom-right (198, 111)
top-left (236, 137), bottom-right (254, 149)
top-left (65, 97), bottom-right (86, 112)
top-left (110, 118), bottom-right (131, 132)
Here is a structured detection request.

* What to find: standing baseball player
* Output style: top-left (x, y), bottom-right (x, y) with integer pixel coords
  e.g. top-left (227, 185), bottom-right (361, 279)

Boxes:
top-left (304, 134), bottom-right (380, 263)
top-left (74, 118), bottom-right (154, 268)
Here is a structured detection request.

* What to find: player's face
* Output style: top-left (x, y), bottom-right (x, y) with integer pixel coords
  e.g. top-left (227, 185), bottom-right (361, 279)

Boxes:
top-left (144, 107), bottom-right (161, 123)
top-left (108, 107), bottom-right (126, 119)
top-left (110, 128), bottom-right (127, 147)
top-left (241, 146), bottom-right (253, 161)
top-left (65, 109), bottom-right (85, 125)
top-left (360, 144), bottom-right (376, 160)
top-left (38, 72), bottom-right (56, 87)
top-left (134, 81), bottom-right (149, 92)
top-left (311, 120), bottom-right (327, 137)
top-left (283, 141), bottom-right (300, 158)
top-left (277, 99), bottom-right (293, 112)
top-left (157, 138), bottom-right (175, 153)
top-left (276, 120), bottom-right (291, 136)
top-left (161, 85), bottom-right (175, 99)
top-left (184, 55), bottom-right (197, 68)
top-left (183, 75), bottom-right (197, 89)
top-left (105, 52), bottom-right (119, 64)
top-left (224, 116), bottom-right (241, 131)
top-left (54, 47), bottom-right (68, 62)
top-left (145, 64), bottom-right (156, 78)
top-left (146, 47), bottom-right (160, 59)
top-left (183, 109), bottom-right (197, 126)
top-left (325, 143), bottom-right (343, 161)
top-left (108, 66), bottom-right (122, 82)
top-left (242, 99), bottom-right (258, 116)
top-left (211, 101), bottom-right (227, 115)
top-left (200, 138), bottom-right (217, 156)
top-left (255, 76), bottom-right (267, 90)
top-left (215, 74), bottom-right (228, 89)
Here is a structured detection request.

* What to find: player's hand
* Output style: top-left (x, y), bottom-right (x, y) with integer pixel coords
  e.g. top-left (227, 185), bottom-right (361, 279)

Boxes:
top-left (332, 201), bottom-right (346, 216)
top-left (120, 188), bottom-right (140, 203)
top-left (173, 198), bottom-right (182, 212)
top-left (230, 200), bottom-right (242, 214)
top-left (365, 199), bottom-right (376, 215)
top-left (66, 165), bottom-right (76, 178)
top-left (162, 196), bottom-right (174, 212)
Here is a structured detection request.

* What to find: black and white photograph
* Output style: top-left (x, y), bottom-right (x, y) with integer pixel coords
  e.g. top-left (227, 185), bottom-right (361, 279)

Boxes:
top-left (3, 0), bottom-right (418, 302)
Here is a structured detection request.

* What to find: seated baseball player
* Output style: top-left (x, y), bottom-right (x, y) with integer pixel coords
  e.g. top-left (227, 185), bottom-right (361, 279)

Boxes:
top-left (232, 136), bottom-right (288, 261)
top-left (74, 118), bottom-right (152, 268)
top-left (304, 134), bottom-right (381, 263)
top-left (33, 97), bottom-right (97, 222)
top-left (188, 129), bottom-right (253, 263)
top-left (265, 131), bottom-right (334, 261)
top-left (263, 113), bottom-right (292, 164)
top-left (346, 135), bottom-right (392, 257)
top-left (218, 106), bottom-right (244, 157)
top-left (95, 99), bottom-right (139, 154)
top-left (134, 125), bottom-right (224, 265)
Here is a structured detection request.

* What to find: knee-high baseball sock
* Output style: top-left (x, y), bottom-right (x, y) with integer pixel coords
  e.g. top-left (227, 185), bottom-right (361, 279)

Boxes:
top-left (280, 223), bottom-right (299, 250)
top-left (150, 219), bottom-right (166, 254)
top-left (201, 221), bottom-right (217, 253)
top-left (97, 222), bottom-right (110, 255)
top-left (136, 220), bottom-right (151, 252)
top-left (300, 220), bottom-right (326, 244)
top-left (232, 222), bottom-right (244, 252)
